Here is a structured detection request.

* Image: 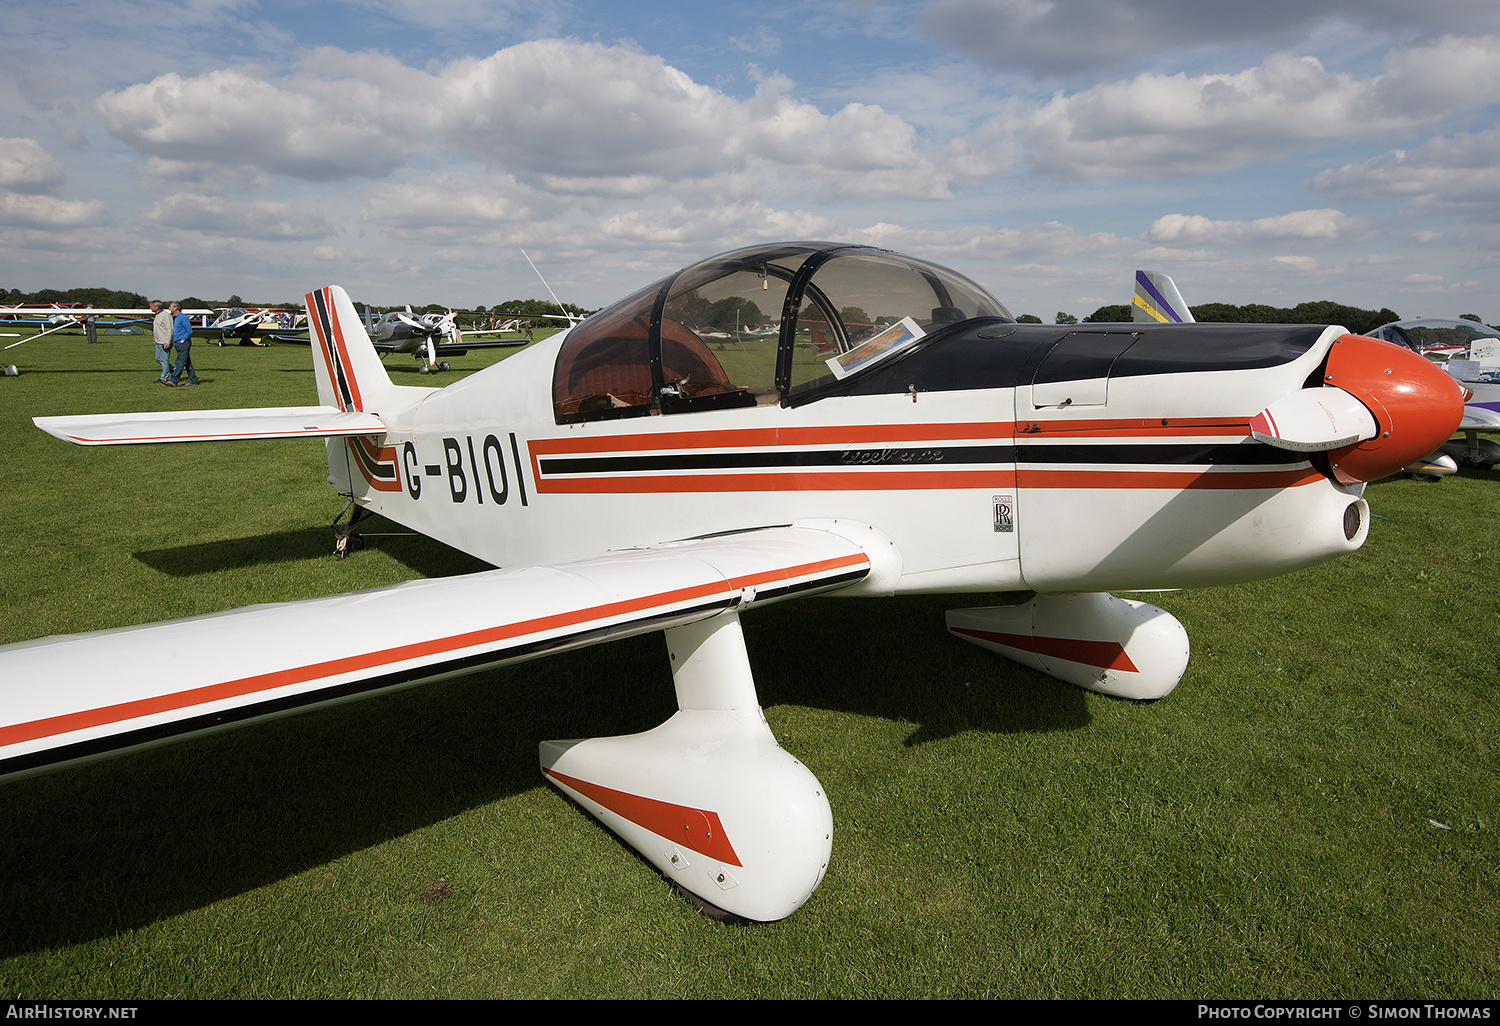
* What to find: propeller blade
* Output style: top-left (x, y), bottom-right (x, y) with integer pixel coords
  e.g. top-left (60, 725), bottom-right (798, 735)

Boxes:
top-left (1249, 387), bottom-right (1378, 452)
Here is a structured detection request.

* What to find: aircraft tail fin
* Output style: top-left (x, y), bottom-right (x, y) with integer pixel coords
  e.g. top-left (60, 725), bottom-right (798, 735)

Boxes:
top-left (1132, 270), bottom-right (1195, 324)
top-left (306, 286), bottom-right (397, 412)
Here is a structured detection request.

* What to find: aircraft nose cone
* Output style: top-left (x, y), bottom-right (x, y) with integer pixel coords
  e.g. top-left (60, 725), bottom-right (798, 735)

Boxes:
top-left (1323, 333), bottom-right (1467, 484)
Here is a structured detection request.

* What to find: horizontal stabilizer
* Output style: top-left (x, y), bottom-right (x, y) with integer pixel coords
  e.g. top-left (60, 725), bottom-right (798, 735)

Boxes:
top-left (33, 406), bottom-right (388, 445)
top-left (1249, 387), bottom-right (1378, 452)
top-left (0, 526), bottom-right (870, 782)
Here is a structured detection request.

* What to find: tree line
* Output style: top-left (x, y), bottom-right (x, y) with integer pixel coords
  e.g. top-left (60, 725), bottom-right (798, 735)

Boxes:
top-left (1016, 300), bottom-right (1470, 335)
top-left (1, 286), bottom-right (595, 323)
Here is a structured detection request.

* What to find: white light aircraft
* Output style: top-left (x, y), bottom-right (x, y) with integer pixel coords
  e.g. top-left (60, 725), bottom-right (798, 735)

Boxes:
top-left (2, 242), bottom-right (1465, 922)
top-left (365, 306), bottom-right (531, 372)
top-left (193, 307), bottom-right (281, 345)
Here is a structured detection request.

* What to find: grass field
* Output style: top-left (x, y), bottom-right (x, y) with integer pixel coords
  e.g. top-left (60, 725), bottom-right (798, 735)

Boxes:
top-left (0, 329), bottom-right (1496, 999)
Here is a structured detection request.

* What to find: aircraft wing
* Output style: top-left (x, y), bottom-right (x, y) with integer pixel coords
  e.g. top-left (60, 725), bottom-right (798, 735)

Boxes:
top-left (0, 526), bottom-right (870, 782)
top-left (1460, 406), bottom-right (1500, 431)
top-left (432, 338), bottom-right (530, 355)
top-left (33, 406), bottom-right (387, 445)
top-left (0, 307), bottom-right (213, 318)
top-left (453, 329), bottom-right (532, 345)
top-left (362, 337), bottom-right (528, 356)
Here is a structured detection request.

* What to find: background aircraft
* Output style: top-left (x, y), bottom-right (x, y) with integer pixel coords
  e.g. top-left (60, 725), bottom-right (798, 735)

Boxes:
top-left (366, 306), bottom-right (535, 372)
top-left (5, 242), bottom-right (1464, 922)
top-left (270, 304), bottom-right (534, 370)
top-left (192, 307), bottom-right (281, 345)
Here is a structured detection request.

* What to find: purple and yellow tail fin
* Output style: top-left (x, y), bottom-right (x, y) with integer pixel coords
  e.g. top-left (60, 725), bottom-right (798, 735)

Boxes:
top-left (1131, 270), bottom-right (1194, 324)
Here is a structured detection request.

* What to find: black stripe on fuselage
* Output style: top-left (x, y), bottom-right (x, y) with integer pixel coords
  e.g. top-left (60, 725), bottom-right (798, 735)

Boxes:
top-left (537, 441), bottom-right (1297, 476)
top-left (1017, 442), bottom-right (1299, 466)
top-left (540, 445), bottom-right (1012, 475)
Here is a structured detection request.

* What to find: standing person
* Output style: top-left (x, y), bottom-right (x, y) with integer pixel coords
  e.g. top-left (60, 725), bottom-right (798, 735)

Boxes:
top-left (82, 307), bottom-right (98, 344)
top-left (150, 300), bottom-right (173, 383)
top-left (168, 301), bottom-right (198, 386)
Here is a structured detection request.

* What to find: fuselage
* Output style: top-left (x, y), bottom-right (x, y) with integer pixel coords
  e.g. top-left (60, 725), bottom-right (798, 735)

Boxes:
top-left (328, 318), bottom-right (1371, 596)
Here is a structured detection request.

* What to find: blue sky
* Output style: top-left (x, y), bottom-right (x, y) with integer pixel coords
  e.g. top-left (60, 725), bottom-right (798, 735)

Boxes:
top-left (3, 0), bottom-right (1499, 320)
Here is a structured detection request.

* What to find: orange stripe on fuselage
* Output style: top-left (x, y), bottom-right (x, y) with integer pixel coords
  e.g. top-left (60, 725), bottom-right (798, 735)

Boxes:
top-left (349, 436), bottom-right (402, 492)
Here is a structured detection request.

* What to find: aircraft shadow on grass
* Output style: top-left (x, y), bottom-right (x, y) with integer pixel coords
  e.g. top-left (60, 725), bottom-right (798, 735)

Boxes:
top-left (0, 593), bottom-right (1082, 955)
top-left (133, 518), bottom-right (493, 579)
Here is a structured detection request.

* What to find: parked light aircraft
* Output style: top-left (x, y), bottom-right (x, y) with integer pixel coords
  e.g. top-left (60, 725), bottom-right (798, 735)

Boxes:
top-left (366, 307), bottom-right (531, 372)
top-left (273, 305), bottom-right (545, 370)
top-left (3, 242), bottom-right (1465, 922)
top-left (192, 307), bottom-right (278, 345)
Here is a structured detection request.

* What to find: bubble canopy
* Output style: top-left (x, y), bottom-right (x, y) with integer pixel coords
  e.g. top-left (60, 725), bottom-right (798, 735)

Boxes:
top-left (1365, 317), bottom-right (1500, 356)
top-left (552, 242), bottom-right (1012, 422)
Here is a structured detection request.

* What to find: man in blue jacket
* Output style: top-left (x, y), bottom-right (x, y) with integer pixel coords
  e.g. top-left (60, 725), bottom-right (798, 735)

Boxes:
top-left (168, 301), bottom-right (198, 386)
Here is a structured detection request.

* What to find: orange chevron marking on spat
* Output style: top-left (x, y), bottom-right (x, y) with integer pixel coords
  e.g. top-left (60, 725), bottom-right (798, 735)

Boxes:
top-left (948, 626), bottom-right (1138, 672)
top-left (544, 768), bottom-right (742, 866)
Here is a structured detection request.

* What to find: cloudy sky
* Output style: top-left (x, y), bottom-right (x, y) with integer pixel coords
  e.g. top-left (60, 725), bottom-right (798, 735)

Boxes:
top-left (3, 0), bottom-right (1499, 319)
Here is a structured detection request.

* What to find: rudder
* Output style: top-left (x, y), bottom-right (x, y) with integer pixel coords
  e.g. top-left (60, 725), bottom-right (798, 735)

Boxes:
top-left (306, 286), bottom-right (396, 412)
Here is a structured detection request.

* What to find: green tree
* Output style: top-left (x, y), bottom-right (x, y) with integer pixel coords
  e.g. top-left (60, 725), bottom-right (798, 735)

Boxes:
top-left (1055, 311), bottom-right (1078, 325)
top-left (702, 297), bottom-right (766, 330)
top-left (1016, 313), bottom-right (1043, 323)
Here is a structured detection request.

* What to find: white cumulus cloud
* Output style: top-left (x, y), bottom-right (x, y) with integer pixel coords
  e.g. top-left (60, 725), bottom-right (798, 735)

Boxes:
top-left (94, 39), bottom-right (956, 202)
top-left (1309, 127), bottom-right (1500, 221)
top-left (142, 192), bottom-right (332, 240)
top-left (0, 193), bottom-right (109, 228)
top-left (1148, 209), bottom-right (1359, 245)
top-left (924, 0), bottom-right (1500, 75)
top-left (1019, 37), bottom-right (1500, 179)
top-left (0, 138), bottom-right (66, 192)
